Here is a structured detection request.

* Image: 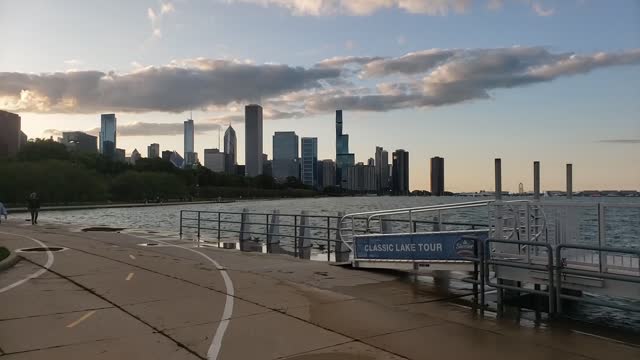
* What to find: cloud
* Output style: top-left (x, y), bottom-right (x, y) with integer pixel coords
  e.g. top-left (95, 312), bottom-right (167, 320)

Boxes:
top-left (3, 47), bottom-right (640, 117)
top-left (225, 0), bottom-right (555, 16)
top-left (598, 139), bottom-right (640, 144)
top-left (0, 59), bottom-right (341, 113)
top-left (148, 2), bottom-right (175, 38)
top-left (64, 59), bottom-right (83, 66)
top-left (531, 2), bottom-right (554, 16)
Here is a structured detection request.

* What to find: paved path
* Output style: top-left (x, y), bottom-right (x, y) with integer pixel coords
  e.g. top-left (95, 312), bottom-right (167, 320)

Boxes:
top-left (0, 220), bottom-right (638, 359)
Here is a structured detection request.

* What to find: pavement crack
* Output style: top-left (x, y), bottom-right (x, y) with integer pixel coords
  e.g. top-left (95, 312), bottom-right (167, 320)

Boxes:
top-left (19, 256), bottom-right (206, 360)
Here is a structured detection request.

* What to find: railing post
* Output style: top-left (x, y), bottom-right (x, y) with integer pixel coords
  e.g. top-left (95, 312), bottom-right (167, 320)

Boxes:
top-left (217, 213), bottom-right (221, 247)
top-left (408, 210), bottom-right (413, 233)
top-left (298, 211), bottom-right (312, 259)
top-left (179, 210), bottom-right (183, 239)
top-left (598, 204), bottom-right (607, 273)
top-left (265, 214), bottom-right (270, 253)
top-left (268, 210), bottom-right (281, 254)
top-left (197, 211), bottom-right (201, 239)
top-left (479, 239), bottom-right (485, 317)
top-left (294, 215), bottom-right (298, 256)
top-left (327, 216), bottom-right (331, 262)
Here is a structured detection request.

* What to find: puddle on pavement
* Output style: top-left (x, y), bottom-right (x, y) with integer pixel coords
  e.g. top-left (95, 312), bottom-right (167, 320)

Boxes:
top-left (17, 247), bottom-right (67, 253)
top-left (82, 227), bottom-right (125, 232)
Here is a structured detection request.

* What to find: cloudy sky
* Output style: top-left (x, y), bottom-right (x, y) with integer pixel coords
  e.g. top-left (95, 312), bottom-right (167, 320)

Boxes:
top-left (1, 0), bottom-right (639, 191)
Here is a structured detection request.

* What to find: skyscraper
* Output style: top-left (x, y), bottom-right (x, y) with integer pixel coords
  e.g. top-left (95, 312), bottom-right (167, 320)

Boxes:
top-left (345, 163), bottom-right (377, 193)
top-left (0, 110), bottom-right (22, 158)
top-left (184, 119), bottom-right (196, 166)
top-left (129, 149), bottom-right (141, 165)
top-left (319, 159), bottom-right (336, 189)
top-left (430, 156), bottom-right (445, 196)
top-left (375, 147), bottom-right (390, 193)
top-left (224, 125), bottom-right (237, 169)
top-left (245, 104), bottom-right (263, 177)
top-left (99, 114), bottom-right (116, 158)
top-left (147, 143), bottom-right (160, 158)
top-left (335, 110), bottom-right (355, 187)
top-left (272, 131), bottom-right (299, 181)
top-left (301, 137), bottom-right (318, 188)
top-left (392, 149), bottom-right (410, 195)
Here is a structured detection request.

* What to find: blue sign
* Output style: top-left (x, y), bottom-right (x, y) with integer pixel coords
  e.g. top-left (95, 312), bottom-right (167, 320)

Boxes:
top-left (354, 230), bottom-right (488, 261)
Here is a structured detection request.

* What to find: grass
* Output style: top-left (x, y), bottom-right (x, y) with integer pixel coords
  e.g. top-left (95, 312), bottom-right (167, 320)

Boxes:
top-left (0, 247), bottom-right (10, 262)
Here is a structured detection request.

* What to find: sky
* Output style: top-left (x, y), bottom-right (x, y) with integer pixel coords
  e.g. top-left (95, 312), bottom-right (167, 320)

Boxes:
top-left (1, 0), bottom-right (639, 192)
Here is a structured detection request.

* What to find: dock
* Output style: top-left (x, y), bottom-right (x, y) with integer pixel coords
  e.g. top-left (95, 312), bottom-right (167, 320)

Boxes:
top-left (0, 221), bottom-right (638, 359)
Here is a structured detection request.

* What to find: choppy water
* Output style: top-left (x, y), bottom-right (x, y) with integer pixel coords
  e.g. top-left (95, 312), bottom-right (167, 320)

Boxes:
top-left (40, 195), bottom-right (640, 333)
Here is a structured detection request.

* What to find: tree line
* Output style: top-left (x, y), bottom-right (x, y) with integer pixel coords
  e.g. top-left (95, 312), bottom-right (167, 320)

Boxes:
top-left (0, 139), bottom-right (316, 206)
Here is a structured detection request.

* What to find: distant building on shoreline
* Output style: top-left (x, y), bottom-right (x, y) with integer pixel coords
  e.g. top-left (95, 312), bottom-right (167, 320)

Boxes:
top-left (60, 131), bottom-right (97, 153)
top-left (245, 104), bottom-right (263, 177)
top-left (0, 110), bottom-right (23, 158)
top-left (273, 131), bottom-right (300, 181)
top-left (147, 143), bottom-right (160, 158)
top-left (99, 114), bottom-right (117, 158)
top-left (335, 110), bottom-right (355, 187)
top-left (204, 148), bottom-right (227, 173)
top-left (392, 149), bottom-right (409, 195)
top-left (430, 156), bottom-right (445, 196)
top-left (224, 125), bottom-right (237, 173)
top-left (301, 137), bottom-right (318, 188)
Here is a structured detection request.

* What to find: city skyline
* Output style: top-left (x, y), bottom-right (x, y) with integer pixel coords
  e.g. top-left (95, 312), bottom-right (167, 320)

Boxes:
top-left (2, 0), bottom-right (639, 191)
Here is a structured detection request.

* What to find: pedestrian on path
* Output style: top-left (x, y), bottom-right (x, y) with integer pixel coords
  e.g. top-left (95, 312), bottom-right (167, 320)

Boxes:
top-left (0, 202), bottom-right (7, 224)
top-left (27, 192), bottom-right (40, 225)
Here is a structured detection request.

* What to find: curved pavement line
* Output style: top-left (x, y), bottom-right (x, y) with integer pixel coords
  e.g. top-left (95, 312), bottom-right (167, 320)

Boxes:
top-left (0, 231), bottom-right (55, 294)
top-left (152, 239), bottom-right (234, 360)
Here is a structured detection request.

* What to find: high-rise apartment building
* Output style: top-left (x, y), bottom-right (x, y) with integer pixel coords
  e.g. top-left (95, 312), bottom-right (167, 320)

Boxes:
top-left (375, 146), bottom-right (390, 192)
top-left (335, 110), bottom-right (355, 187)
top-left (319, 160), bottom-right (336, 189)
top-left (147, 143), bottom-right (160, 158)
top-left (430, 156), bottom-right (445, 196)
top-left (301, 137), bottom-right (318, 188)
top-left (392, 149), bottom-right (409, 195)
top-left (272, 131), bottom-right (299, 181)
top-left (345, 163), bottom-right (377, 193)
top-left (0, 110), bottom-right (21, 158)
top-left (245, 104), bottom-right (263, 177)
top-left (99, 114), bottom-right (117, 158)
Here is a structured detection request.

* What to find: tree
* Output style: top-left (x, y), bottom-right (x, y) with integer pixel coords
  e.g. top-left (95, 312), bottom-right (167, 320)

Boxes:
top-left (17, 138), bottom-right (69, 162)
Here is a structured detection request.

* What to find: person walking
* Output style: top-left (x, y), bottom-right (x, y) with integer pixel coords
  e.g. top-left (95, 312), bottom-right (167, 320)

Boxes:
top-left (0, 201), bottom-right (7, 224)
top-left (27, 193), bottom-right (40, 225)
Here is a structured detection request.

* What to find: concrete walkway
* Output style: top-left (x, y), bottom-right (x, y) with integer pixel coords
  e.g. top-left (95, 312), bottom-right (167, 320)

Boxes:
top-left (0, 220), bottom-right (638, 359)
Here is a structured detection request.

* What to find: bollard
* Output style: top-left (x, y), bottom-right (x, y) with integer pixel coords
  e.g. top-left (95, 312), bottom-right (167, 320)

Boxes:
top-left (268, 210), bottom-right (281, 254)
top-left (334, 212), bottom-right (350, 262)
top-left (298, 211), bottom-right (312, 259)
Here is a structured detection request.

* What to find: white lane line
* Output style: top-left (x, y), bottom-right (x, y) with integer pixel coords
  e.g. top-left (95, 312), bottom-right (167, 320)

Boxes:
top-left (151, 238), bottom-right (234, 360)
top-left (126, 272), bottom-right (135, 281)
top-left (129, 254), bottom-right (136, 260)
top-left (0, 231), bottom-right (55, 294)
top-left (66, 310), bottom-right (96, 328)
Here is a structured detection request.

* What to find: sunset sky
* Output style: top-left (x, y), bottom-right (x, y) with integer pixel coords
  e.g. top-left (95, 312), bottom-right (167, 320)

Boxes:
top-left (1, 0), bottom-right (639, 191)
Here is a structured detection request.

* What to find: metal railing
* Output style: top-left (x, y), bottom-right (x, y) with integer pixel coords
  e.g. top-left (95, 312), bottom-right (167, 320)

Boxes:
top-left (555, 243), bottom-right (640, 313)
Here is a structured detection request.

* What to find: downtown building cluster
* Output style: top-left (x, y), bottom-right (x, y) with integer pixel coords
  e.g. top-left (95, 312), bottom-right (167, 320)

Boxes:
top-left (1, 108), bottom-right (447, 195)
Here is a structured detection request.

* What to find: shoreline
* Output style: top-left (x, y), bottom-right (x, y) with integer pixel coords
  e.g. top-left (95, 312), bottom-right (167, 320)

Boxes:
top-left (5, 199), bottom-right (235, 213)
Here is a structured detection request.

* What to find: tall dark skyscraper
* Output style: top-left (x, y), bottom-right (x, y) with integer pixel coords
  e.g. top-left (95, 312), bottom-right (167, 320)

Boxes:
top-left (99, 113), bottom-right (116, 158)
top-left (272, 131), bottom-right (299, 181)
top-left (430, 156), bottom-right (445, 196)
top-left (392, 149), bottom-right (409, 195)
top-left (301, 137), bottom-right (318, 188)
top-left (245, 104), bottom-right (263, 176)
top-left (224, 125), bottom-right (237, 173)
top-left (375, 146), bottom-right (390, 192)
top-left (335, 110), bottom-right (355, 187)
top-left (184, 119), bottom-right (197, 167)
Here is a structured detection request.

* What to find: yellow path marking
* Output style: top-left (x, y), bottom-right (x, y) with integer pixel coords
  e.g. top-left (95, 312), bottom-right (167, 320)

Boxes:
top-left (67, 310), bottom-right (96, 328)
top-left (126, 272), bottom-right (135, 281)
top-left (129, 254), bottom-right (136, 260)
